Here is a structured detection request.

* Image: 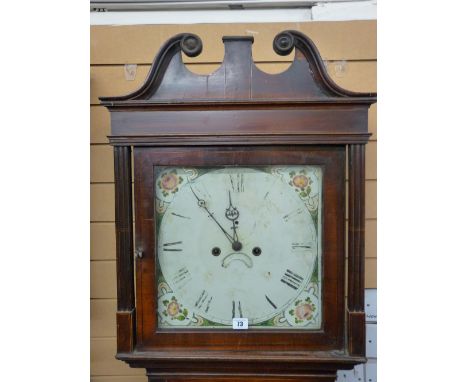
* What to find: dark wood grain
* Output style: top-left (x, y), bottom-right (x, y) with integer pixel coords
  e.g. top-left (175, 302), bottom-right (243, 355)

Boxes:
top-left (149, 374), bottom-right (335, 381)
top-left (122, 348), bottom-right (363, 380)
top-left (347, 144), bottom-right (366, 356)
top-left (100, 31), bottom-right (375, 104)
top-left (116, 309), bottom-right (134, 353)
top-left (133, 146), bottom-right (345, 351)
top-left (173, 380), bottom-right (335, 382)
top-left (113, 146), bottom-right (136, 353)
top-left (108, 104), bottom-right (370, 146)
top-left (160, 380), bottom-right (309, 382)
top-left (102, 31), bottom-right (376, 381)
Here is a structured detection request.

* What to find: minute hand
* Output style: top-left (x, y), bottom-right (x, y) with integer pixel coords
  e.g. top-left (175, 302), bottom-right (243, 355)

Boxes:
top-left (225, 191), bottom-right (240, 242)
top-left (189, 185), bottom-right (234, 244)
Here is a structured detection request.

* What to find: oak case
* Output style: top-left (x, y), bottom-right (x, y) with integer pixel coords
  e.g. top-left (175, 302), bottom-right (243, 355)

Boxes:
top-left (101, 30), bottom-right (376, 381)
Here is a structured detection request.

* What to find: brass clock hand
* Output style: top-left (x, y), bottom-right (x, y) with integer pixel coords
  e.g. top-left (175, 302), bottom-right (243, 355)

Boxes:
top-left (188, 184), bottom-right (235, 245)
top-left (225, 191), bottom-right (242, 251)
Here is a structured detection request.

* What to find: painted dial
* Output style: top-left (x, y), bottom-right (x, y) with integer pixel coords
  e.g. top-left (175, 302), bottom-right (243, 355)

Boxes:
top-left (157, 167), bottom-right (320, 326)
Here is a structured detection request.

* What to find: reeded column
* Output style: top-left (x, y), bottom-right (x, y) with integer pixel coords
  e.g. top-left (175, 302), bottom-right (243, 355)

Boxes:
top-left (113, 145), bottom-right (135, 353)
top-left (347, 144), bottom-right (366, 356)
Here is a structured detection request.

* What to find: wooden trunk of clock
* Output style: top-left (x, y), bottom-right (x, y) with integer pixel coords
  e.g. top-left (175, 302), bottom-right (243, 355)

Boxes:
top-left (101, 31), bottom-right (376, 382)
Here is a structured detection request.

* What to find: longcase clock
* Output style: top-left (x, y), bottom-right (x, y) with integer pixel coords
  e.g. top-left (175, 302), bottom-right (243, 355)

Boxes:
top-left (100, 31), bottom-right (377, 382)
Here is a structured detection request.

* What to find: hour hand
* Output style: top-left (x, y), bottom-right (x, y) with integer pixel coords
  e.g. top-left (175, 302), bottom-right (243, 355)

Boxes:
top-left (225, 191), bottom-right (240, 222)
top-left (225, 191), bottom-right (241, 248)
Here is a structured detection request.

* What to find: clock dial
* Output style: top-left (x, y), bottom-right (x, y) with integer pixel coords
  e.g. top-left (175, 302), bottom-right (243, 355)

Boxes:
top-left (156, 166), bottom-right (322, 329)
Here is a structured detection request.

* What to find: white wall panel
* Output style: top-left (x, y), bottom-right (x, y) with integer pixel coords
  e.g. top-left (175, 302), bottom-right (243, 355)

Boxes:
top-left (336, 363), bottom-right (365, 382)
top-left (366, 323), bottom-right (377, 358)
top-left (365, 288), bottom-right (377, 322)
top-left (90, 1), bottom-right (377, 25)
top-left (365, 359), bottom-right (377, 382)
top-left (312, 1), bottom-right (376, 21)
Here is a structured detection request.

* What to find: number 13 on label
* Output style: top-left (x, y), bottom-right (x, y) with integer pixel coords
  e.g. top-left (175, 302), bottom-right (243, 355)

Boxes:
top-left (232, 318), bottom-right (248, 330)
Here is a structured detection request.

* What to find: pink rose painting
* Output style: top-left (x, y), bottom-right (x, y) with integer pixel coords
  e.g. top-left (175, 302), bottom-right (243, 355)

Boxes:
top-left (158, 170), bottom-right (184, 197)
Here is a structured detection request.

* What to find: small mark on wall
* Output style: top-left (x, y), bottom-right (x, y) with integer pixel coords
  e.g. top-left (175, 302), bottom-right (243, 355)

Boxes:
top-left (124, 64), bottom-right (137, 81)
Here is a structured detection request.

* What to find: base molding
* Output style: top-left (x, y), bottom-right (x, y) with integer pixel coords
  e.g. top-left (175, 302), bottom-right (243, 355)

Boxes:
top-left (117, 350), bottom-right (365, 382)
top-left (147, 372), bottom-right (337, 382)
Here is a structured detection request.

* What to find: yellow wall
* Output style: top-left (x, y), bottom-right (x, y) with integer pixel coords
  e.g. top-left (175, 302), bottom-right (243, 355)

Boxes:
top-left (90, 21), bottom-right (377, 381)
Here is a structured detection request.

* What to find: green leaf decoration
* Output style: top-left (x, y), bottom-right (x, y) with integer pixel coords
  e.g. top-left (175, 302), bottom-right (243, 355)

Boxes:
top-left (300, 192), bottom-right (307, 197)
top-left (199, 317), bottom-right (222, 327)
top-left (179, 177), bottom-right (183, 182)
top-left (305, 297), bottom-right (311, 303)
top-left (311, 210), bottom-right (319, 236)
top-left (311, 256), bottom-right (319, 283)
top-left (176, 315), bottom-right (185, 321)
top-left (295, 300), bottom-right (300, 306)
top-left (255, 317), bottom-right (277, 327)
top-left (163, 311), bottom-right (167, 316)
top-left (289, 171), bottom-right (296, 176)
top-left (289, 309), bottom-right (294, 315)
top-left (171, 296), bottom-right (176, 301)
top-left (163, 300), bottom-right (169, 306)
top-left (183, 308), bottom-right (188, 316)
top-left (306, 186), bottom-right (311, 193)
top-left (158, 273), bottom-right (167, 286)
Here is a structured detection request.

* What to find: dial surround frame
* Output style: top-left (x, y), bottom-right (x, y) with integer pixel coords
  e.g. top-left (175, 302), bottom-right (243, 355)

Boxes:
top-left (134, 145), bottom-right (345, 350)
